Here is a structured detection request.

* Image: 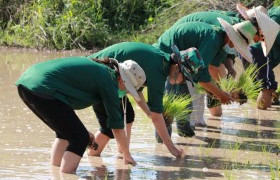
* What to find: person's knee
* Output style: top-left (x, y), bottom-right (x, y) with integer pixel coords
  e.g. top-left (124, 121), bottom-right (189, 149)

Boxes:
top-left (66, 132), bottom-right (90, 157)
top-left (100, 128), bottom-right (114, 139)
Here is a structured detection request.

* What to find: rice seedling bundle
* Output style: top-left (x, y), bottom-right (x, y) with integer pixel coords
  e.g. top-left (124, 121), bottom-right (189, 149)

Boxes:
top-left (163, 93), bottom-right (192, 125)
top-left (218, 64), bottom-right (262, 103)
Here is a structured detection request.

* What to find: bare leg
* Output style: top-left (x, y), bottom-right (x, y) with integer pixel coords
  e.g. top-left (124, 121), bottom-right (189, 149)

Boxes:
top-left (60, 151), bottom-right (82, 173)
top-left (88, 131), bottom-right (110, 156)
top-left (257, 89), bottom-right (274, 110)
top-left (50, 138), bottom-right (68, 167)
top-left (209, 106), bottom-right (222, 117)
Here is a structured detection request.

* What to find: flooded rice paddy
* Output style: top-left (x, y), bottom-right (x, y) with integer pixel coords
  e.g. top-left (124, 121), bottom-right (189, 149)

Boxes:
top-left (0, 47), bottom-right (279, 180)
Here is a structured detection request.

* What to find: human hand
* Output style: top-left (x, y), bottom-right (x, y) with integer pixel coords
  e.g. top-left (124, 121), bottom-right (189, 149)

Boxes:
top-left (217, 91), bottom-right (234, 104)
top-left (123, 154), bottom-right (136, 166)
top-left (171, 147), bottom-right (184, 158)
top-left (88, 131), bottom-right (98, 150)
top-left (227, 68), bottom-right (237, 78)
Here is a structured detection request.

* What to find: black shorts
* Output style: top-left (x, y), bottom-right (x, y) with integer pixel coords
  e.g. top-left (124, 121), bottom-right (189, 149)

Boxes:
top-left (17, 85), bottom-right (90, 157)
top-left (93, 97), bottom-right (135, 139)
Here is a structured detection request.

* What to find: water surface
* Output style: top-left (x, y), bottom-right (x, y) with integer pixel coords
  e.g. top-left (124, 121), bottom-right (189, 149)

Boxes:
top-left (0, 47), bottom-right (279, 179)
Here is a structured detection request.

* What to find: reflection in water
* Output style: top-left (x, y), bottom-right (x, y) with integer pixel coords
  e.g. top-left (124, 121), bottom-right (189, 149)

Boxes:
top-left (0, 48), bottom-right (280, 179)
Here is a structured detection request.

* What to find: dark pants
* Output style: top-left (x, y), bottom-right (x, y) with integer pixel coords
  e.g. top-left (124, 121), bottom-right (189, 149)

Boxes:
top-left (17, 85), bottom-right (89, 157)
top-left (241, 47), bottom-right (277, 90)
top-left (93, 97), bottom-right (135, 139)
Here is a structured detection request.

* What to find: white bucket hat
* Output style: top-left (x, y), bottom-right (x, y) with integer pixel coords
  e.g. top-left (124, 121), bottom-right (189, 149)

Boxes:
top-left (217, 18), bottom-right (257, 62)
top-left (236, 3), bottom-right (268, 20)
top-left (111, 59), bottom-right (146, 101)
top-left (254, 7), bottom-right (280, 56)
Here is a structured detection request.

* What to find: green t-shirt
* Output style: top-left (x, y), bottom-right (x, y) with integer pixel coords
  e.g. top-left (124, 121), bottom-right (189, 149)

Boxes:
top-left (153, 21), bottom-right (225, 82)
top-left (172, 11), bottom-right (241, 65)
top-left (208, 10), bottom-right (239, 18)
top-left (88, 42), bottom-right (171, 113)
top-left (173, 11), bottom-right (241, 28)
top-left (16, 56), bottom-right (124, 129)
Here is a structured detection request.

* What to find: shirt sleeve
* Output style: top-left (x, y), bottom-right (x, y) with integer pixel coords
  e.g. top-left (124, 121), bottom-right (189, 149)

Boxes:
top-left (196, 35), bottom-right (221, 82)
top-left (146, 70), bottom-right (166, 113)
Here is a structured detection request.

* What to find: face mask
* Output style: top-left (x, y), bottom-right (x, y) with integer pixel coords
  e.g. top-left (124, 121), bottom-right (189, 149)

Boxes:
top-left (118, 89), bottom-right (126, 98)
top-left (223, 44), bottom-right (237, 55)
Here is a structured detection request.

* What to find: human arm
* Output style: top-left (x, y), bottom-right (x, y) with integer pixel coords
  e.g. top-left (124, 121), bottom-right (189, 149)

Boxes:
top-left (112, 129), bottom-right (136, 165)
top-left (208, 64), bottom-right (225, 81)
top-left (134, 91), bottom-right (152, 119)
top-left (199, 81), bottom-right (234, 104)
top-left (223, 57), bottom-right (236, 78)
top-left (151, 112), bottom-right (183, 158)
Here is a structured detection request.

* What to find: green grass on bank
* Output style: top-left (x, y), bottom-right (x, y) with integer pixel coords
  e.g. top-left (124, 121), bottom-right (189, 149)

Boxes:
top-left (0, 0), bottom-right (275, 50)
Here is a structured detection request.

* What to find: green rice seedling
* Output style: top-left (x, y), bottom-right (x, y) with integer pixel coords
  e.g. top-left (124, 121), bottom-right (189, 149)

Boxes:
top-left (269, 159), bottom-right (280, 180)
top-left (237, 64), bottom-right (262, 101)
top-left (163, 93), bottom-right (192, 125)
top-left (276, 87), bottom-right (280, 94)
top-left (219, 76), bottom-right (239, 94)
top-left (218, 64), bottom-right (262, 104)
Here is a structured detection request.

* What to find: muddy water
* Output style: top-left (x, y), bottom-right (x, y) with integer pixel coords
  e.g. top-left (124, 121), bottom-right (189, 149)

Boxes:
top-left (0, 47), bottom-right (279, 180)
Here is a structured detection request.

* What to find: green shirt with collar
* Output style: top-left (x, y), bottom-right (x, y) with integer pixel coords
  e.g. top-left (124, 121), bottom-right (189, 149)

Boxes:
top-left (153, 21), bottom-right (225, 82)
top-left (88, 42), bottom-right (171, 113)
top-left (16, 56), bottom-right (124, 129)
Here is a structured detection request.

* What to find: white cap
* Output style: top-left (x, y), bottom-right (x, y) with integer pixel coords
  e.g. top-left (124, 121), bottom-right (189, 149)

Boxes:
top-left (117, 60), bottom-right (146, 101)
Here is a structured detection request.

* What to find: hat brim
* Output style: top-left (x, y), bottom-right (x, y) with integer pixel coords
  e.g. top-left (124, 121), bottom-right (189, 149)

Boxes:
top-left (119, 67), bottom-right (141, 101)
top-left (217, 18), bottom-right (253, 62)
top-left (236, 3), bottom-right (250, 20)
top-left (255, 7), bottom-right (280, 56)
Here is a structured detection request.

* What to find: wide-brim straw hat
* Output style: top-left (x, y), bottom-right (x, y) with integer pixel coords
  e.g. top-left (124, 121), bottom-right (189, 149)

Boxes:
top-left (217, 18), bottom-right (253, 62)
top-left (236, 3), bottom-right (267, 20)
top-left (254, 7), bottom-right (280, 56)
top-left (115, 59), bottom-right (146, 102)
top-left (236, 4), bottom-right (280, 56)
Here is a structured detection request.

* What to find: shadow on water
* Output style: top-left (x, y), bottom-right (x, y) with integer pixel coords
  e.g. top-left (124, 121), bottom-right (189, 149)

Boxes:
top-left (195, 125), bottom-right (280, 139)
top-left (81, 155), bottom-right (225, 180)
top-left (78, 153), bottom-right (278, 180)
top-left (207, 116), bottom-right (280, 128)
top-left (183, 136), bottom-right (280, 154)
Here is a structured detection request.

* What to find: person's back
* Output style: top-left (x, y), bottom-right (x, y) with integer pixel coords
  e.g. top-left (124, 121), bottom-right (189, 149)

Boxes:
top-left (153, 21), bottom-right (225, 73)
top-left (16, 56), bottom-right (119, 110)
top-left (172, 11), bottom-right (241, 28)
top-left (89, 42), bottom-right (171, 113)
